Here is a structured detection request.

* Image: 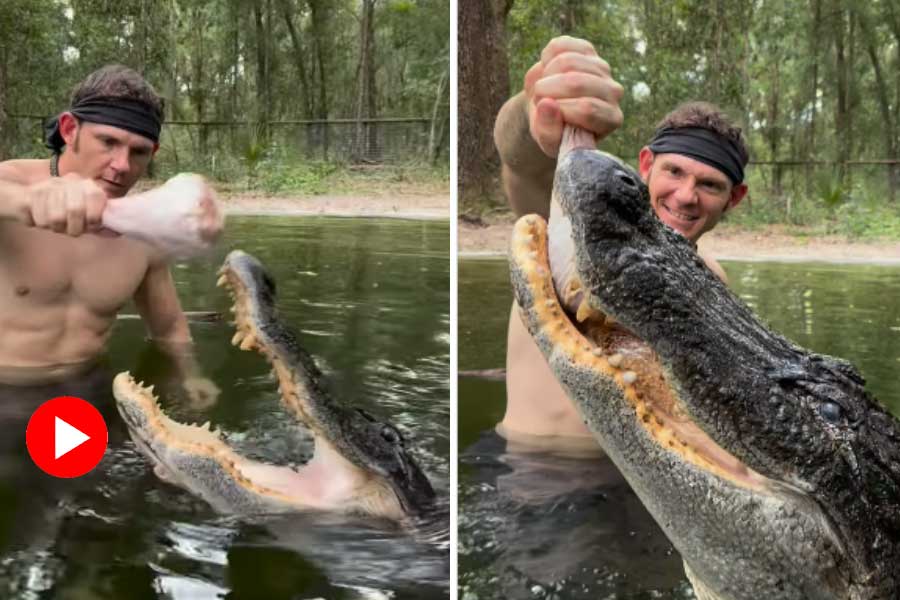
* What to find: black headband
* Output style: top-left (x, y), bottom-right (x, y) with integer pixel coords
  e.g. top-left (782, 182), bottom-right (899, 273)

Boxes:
top-left (44, 97), bottom-right (161, 153)
top-left (647, 126), bottom-right (746, 185)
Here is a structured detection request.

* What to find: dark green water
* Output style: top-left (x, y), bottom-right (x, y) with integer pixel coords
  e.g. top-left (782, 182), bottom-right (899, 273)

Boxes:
top-left (459, 257), bottom-right (900, 600)
top-left (0, 216), bottom-right (449, 599)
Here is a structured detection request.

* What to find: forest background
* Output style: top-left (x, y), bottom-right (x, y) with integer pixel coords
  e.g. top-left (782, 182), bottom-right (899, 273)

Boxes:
top-left (0, 0), bottom-right (450, 196)
top-left (460, 0), bottom-right (900, 239)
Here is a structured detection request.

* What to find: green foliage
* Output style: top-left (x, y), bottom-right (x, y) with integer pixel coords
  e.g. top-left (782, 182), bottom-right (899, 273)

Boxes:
top-left (815, 175), bottom-right (847, 213)
top-left (1, 0), bottom-right (450, 174)
top-left (728, 171), bottom-right (900, 240)
top-left (826, 193), bottom-right (900, 240)
top-left (256, 156), bottom-right (340, 194)
top-left (499, 0), bottom-right (899, 220)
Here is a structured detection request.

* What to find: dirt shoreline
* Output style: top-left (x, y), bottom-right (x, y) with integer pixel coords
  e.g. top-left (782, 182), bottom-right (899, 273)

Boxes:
top-left (219, 195), bottom-right (900, 263)
top-left (459, 215), bottom-right (900, 264)
top-left (220, 193), bottom-right (449, 220)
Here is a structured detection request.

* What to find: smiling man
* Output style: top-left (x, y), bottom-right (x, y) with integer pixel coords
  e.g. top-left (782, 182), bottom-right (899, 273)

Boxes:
top-left (0, 65), bottom-right (217, 404)
top-left (493, 36), bottom-right (748, 442)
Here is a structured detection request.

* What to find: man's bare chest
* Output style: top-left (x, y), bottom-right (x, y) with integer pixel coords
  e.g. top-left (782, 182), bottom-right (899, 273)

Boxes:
top-left (0, 224), bottom-right (150, 314)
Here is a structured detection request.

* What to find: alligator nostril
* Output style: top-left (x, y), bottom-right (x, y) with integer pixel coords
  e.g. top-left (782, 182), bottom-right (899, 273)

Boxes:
top-left (616, 171), bottom-right (636, 187)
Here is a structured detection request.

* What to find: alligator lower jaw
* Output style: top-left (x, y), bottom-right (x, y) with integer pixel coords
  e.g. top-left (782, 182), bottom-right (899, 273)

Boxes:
top-left (112, 372), bottom-right (405, 518)
top-left (510, 214), bottom-right (777, 493)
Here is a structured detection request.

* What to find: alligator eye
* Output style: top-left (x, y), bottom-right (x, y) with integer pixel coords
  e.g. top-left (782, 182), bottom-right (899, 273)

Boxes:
top-left (381, 425), bottom-right (404, 446)
top-left (818, 401), bottom-right (842, 423)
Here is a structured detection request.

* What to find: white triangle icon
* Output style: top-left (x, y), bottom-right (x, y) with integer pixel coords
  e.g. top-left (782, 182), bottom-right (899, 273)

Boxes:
top-left (55, 417), bottom-right (90, 459)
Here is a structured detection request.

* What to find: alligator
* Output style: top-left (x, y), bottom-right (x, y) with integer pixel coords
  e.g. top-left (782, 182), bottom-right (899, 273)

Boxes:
top-left (508, 133), bottom-right (900, 599)
top-left (113, 250), bottom-right (436, 520)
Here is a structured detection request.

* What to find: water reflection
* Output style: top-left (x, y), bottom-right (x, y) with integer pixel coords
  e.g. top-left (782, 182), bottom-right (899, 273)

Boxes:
top-left (459, 258), bottom-right (900, 599)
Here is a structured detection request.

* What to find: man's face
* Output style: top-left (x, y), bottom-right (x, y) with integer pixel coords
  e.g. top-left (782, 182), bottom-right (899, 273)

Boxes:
top-left (638, 149), bottom-right (747, 242)
top-left (63, 117), bottom-right (156, 198)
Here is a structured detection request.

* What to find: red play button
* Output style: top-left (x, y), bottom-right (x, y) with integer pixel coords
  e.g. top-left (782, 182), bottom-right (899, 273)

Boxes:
top-left (26, 396), bottom-right (108, 478)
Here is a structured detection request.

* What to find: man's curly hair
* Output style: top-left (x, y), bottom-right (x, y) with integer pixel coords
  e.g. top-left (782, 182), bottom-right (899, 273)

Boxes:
top-left (656, 101), bottom-right (749, 165)
top-left (70, 64), bottom-right (164, 123)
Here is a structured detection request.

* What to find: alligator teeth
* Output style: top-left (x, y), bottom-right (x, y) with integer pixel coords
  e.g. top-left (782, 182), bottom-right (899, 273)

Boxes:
top-left (231, 331), bottom-right (245, 346)
top-left (608, 353), bottom-right (623, 368)
top-left (622, 370), bottom-right (638, 384)
top-left (591, 348), bottom-right (604, 357)
top-left (216, 274), bottom-right (228, 288)
top-left (200, 421), bottom-right (211, 430)
top-left (575, 298), bottom-right (594, 323)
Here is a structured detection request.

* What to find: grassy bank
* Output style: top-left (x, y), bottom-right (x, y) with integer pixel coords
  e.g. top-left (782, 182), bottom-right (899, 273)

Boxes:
top-left (150, 156), bottom-right (449, 198)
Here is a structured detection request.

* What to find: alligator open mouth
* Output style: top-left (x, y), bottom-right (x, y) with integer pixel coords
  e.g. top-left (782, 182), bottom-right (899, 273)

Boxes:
top-left (114, 250), bottom-right (436, 520)
top-left (511, 215), bottom-right (774, 493)
top-left (509, 135), bottom-right (900, 599)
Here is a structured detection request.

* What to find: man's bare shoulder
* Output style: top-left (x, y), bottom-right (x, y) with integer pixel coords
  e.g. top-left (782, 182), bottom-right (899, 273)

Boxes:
top-left (0, 159), bottom-right (51, 185)
top-left (698, 248), bottom-right (729, 285)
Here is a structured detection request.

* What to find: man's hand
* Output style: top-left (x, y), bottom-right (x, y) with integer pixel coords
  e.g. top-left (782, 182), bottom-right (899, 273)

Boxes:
top-left (524, 36), bottom-right (625, 157)
top-left (24, 175), bottom-right (107, 236)
top-left (182, 375), bottom-right (221, 410)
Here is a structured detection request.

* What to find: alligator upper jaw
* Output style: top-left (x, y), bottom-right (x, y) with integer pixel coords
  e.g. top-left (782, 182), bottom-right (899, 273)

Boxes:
top-left (216, 250), bottom-right (435, 515)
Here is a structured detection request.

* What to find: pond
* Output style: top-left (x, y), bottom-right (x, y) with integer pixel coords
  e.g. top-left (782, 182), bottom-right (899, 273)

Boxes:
top-left (458, 257), bottom-right (900, 600)
top-left (0, 216), bottom-right (450, 599)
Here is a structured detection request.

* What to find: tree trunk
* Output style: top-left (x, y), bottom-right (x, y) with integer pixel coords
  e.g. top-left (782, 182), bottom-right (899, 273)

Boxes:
top-left (833, 2), bottom-right (849, 186)
top-left (458, 0), bottom-right (514, 211)
top-left (806, 0), bottom-right (821, 196)
top-left (353, 0), bottom-right (377, 162)
top-left (428, 63), bottom-right (448, 164)
top-left (308, 0), bottom-right (329, 159)
top-left (190, 6), bottom-right (208, 157)
top-left (253, 0), bottom-right (269, 144)
top-left (856, 4), bottom-right (898, 202)
top-left (280, 0), bottom-right (312, 119)
top-left (558, 0), bottom-right (582, 33)
top-left (766, 37), bottom-right (783, 203)
top-left (230, 0), bottom-right (239, 150)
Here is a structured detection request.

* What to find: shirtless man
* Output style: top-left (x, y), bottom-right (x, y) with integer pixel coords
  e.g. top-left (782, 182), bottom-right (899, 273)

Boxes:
top-left (0, 64), bottom-right (216, 401)
top-left (494, 36), bottom-right (749, 443)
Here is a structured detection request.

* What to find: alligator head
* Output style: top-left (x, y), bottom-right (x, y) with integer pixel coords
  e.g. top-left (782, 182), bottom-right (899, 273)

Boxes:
top-left (509, 137), bottom-right (900, 599)
top-left (114, 250), bottom-right (436, 520)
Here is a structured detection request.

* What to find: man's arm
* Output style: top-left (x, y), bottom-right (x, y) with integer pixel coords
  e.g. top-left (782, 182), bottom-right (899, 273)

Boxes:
top-left (0, 163), bottom-right (34, 222)
top-left (494, 36), bottom-right (625, 218)
top-left (0, 160), bottom-right (107, 234)
top-left (133, 261), bottom-right (192, 346)
top-left (134, 261), bottom-right (220, 408)
top-left (494, 92), bottom-right (557, 218)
